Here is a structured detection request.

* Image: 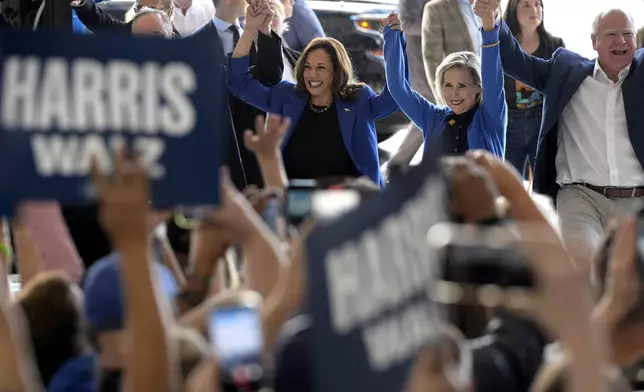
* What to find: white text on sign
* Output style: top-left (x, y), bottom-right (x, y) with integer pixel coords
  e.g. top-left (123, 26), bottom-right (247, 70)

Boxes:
top-left (1, 56), bottom-right (198, 179)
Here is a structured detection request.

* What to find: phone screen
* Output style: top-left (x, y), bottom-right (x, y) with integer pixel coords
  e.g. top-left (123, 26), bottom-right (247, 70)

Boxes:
top-left (286, 188), bottom-right (314, 225)
top-left (209, 306), bottom-right (264, 391)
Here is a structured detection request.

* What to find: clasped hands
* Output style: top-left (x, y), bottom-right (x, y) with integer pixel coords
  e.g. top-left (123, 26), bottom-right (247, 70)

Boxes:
top-left (245, 0), bottom-right (276, 34)
top-left (472, 0), bottom-right (500, 23)
top-left (379, 11), bottom-right (402, 32)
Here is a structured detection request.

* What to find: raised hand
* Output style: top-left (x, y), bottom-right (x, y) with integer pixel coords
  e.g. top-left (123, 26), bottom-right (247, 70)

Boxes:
top-left (208, 167), bottom-right (259, 240)
top-left (244, 2), bottom-right (268, 31)
top-left (258, 0), bottom-right (276, 35)
top-left (244, 114), bottom-right (290, 158)
top-left (467, 149), bottom-right (523, 198)
top-left (387, 11), bottom-right (402, 30)
top-left (91, 146), bottom-right (150, 247)
top-left (379, 11), bottom-right (402, 31)
top-left (473, 0), bottom-right (499, 30)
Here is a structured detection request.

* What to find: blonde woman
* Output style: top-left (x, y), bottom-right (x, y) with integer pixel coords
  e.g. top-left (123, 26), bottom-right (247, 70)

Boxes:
top-left (382, 11), bottom-right (507, 158)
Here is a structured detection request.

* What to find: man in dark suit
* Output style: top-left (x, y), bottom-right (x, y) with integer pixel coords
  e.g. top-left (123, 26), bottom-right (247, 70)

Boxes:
top-left (193, 0), bottom-right (285, 189)
top-left (475, 0), bottom-right (644, 263)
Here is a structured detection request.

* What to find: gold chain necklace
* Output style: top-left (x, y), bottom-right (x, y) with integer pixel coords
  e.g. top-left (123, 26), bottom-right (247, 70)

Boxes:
top-left (309, 100), bottom-right (333, 113)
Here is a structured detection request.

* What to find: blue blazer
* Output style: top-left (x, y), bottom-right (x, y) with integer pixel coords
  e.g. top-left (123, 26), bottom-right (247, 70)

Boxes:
top-left (496, 20), bottom-right (644, 198)
top-left (382, 25), bottom-right (507, 159)
top-left (226, 55), bottom-right (402, 187)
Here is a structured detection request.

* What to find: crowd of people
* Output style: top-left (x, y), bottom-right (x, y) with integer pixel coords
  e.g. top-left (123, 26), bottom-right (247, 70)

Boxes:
top-left (2, 0), bottom-right (644, 391)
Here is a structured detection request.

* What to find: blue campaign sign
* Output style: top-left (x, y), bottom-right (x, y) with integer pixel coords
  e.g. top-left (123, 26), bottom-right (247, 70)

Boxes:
top-left (305, 157), bottom-right (448, 392)
top-left (0, 28), bottom-right (230, 214)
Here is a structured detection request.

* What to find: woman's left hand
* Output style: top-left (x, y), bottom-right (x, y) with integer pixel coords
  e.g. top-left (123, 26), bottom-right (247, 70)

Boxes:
top-left (387, 11), bottom-right (402, 30)
top-left (380, 11), bottom-right (402, 32)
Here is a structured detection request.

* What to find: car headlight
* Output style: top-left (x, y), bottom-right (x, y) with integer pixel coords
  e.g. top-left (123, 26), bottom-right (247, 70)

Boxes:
top-left (351, 14), bottom-right (389, 33)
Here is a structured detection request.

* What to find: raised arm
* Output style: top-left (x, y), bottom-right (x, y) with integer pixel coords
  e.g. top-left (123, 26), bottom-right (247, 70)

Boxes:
top-left (473, 0), bottom-right (552, 91)
top-left (254, 32), bottom-right (286, 87)
top-left (72, 0), bottom-right (130, 33)
top-left (227, 54), bottom-right (291, 113)
top-left (229, 5), bottom-right (292, 112)
top-left (250, 4), bottom-right (286, 87)
top-left (383, 23), bottom-right (441, 140)
top-left (479, 26), bottom-right (507, 147)
top-left (421, 2), bottom-right (443, 97)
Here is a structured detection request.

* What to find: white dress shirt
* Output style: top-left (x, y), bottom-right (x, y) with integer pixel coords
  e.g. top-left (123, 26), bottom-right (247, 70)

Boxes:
top-left (282, 52), bottom-right (296, 83)
top-left (458, 0), bottom-right (482, 55)
top-left (173, 0), bottom-right (214, 37)
top-left (213, 17), bottom-right (243, 54)
top-left (556, 61), bottom-right (644, 186)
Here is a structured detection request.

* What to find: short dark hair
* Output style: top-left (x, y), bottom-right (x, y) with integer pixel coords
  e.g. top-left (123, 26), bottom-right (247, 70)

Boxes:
top-left (18, 272), bottom-right (87, 386)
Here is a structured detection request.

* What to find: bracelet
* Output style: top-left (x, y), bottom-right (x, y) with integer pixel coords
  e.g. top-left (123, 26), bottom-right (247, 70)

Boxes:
top-left (482, 41), bottom-right (500, 49)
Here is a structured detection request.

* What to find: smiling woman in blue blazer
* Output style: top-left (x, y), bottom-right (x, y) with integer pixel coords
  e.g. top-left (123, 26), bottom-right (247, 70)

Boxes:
top-left (382, 12), bottom-right (507, 158)
top-left (226, 8), bottom-right (401, 187)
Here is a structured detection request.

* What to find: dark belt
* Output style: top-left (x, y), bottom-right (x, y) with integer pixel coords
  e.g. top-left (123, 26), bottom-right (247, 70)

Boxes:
top-left (579, 183), bottom-right (644, 198)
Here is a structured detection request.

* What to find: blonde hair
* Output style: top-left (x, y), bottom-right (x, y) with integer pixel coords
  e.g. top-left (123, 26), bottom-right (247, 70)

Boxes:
top-left (434, 51), bottom-right (482, 106)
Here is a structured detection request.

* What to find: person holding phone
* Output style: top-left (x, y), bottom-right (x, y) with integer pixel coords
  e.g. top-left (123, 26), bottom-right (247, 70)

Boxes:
top-left (382, 10), bottom-right (507, 158)
top-left (227, 0), bottom-right (401, 187)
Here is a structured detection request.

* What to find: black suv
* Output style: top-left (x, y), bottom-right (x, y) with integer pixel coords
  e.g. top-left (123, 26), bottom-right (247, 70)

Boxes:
top-left (97, 0), bottom-right (408, 140)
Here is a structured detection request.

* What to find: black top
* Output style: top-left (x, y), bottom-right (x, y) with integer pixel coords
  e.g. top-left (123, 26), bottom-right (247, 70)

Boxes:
top-left (282, 102), bottom-right (360, 180)
top-left (504, 37), bottom-right (564, 110)
top-left (435, 102), bottom-right (479, 156)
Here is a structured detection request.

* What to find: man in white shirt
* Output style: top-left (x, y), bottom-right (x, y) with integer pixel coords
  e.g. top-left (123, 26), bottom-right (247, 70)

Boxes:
top-left (211, 0), bottom-right (247, 54)
top-left (554, 9), bottom-right (641, 263)
top-left (172, 0), bottom-right (214, 36)
top-left (475, 0), bottom-right (643, 263)
top-left (385, 0), bottom-right (481, 171)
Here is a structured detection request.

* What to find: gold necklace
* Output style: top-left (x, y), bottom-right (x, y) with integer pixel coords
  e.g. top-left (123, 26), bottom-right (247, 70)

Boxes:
top-left (309, 100), bottom-right (333, 113)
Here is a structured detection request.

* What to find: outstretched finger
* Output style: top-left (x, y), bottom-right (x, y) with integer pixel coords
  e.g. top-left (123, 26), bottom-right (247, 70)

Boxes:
top-left (267, 114), bottom-right (282, 133)
top-left (255, 115), bottom-right (266, 135)
top-left (243, 129), bottom-right (257, 149)
top-left (278, 116), bottom-right (292, 134)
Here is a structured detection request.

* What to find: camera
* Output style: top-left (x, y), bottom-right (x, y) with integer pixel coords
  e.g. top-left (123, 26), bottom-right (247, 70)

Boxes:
top-left (428, 223), bottom-right (535, 291)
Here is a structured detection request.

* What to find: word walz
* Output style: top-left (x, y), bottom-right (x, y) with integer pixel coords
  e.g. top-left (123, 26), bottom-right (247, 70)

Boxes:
top-left (1, 56), bottom-right (197, 135)
top-left (32, 134), bottom-right (166, 179)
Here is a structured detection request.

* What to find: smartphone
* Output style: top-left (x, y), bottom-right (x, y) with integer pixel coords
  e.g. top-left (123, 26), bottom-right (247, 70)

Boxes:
top-left (427, 223), bottom-right (535, 289)
top-left (209, 305), bottom-right (265, 392)
top-left (311, 189), bottom-right (360, 222)
top-left (286, 180), bottom-right (317, 226)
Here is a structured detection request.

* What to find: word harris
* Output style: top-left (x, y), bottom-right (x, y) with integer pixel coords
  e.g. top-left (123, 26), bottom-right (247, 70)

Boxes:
top-left (1, 55), bottom-right (198, 178)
